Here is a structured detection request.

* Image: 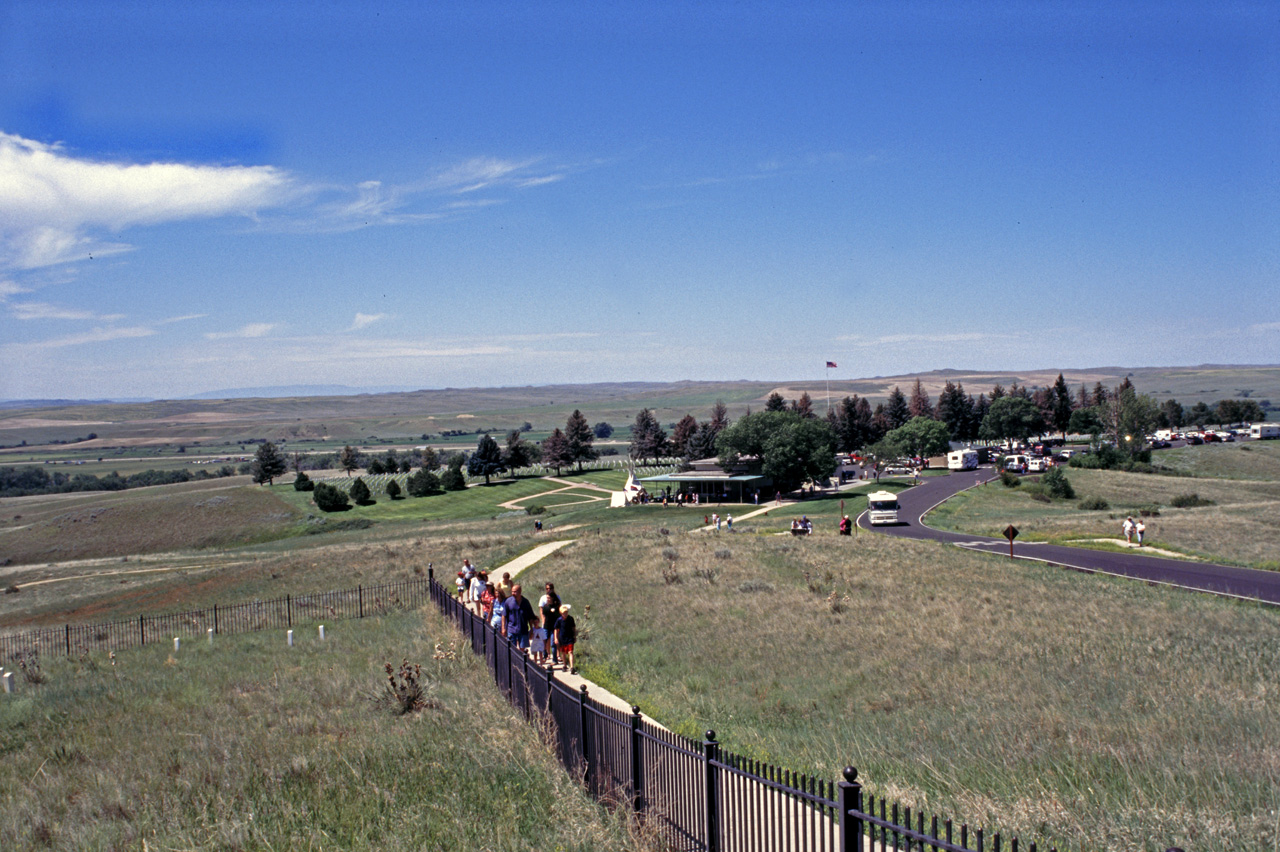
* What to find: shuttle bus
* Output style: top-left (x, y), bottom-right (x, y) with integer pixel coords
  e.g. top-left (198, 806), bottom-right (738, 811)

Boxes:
top-left (867, 490), bottom-right (900, 525)
top-left (947, 449), bottom-right (979, 471)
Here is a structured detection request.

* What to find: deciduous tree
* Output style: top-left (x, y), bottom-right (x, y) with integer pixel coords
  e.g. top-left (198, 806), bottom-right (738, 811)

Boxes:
top-left (716, 410), bottom-right (836, 493)
top-left (883, 416), bottom-right (952, 460)
top-left (979, 396), bottom-right (1044, 444)
top-left (541, 428), bottom-right (573, 476)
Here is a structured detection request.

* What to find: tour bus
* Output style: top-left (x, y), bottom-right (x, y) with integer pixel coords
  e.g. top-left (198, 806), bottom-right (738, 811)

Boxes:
top-left (947, 449), bottom-right (979, 471)
top-left (1250, 423), bottom-right (1280, 440)
top-left (866, 490), bottom-right (900, 525)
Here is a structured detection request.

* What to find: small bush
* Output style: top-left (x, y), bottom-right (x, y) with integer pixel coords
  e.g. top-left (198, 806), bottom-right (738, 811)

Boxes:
top-left (4, 584), bottom-right (19, 594)
top-left (1079, 495), bottom-right (1110, 510)
top-left (1041, 467), bottom-right (1075, 499)
top-left (661, 547), bottom-right (679, 561)
top-left (293, 471), bottom-right (315, 491)
top-left (381, 659), bottom-right (434, 715)
top-left (714, 549), bottom-right (732, 560)
top-left (526, 504), bottom-right (546, 515)
top-left (1021, 481), bottom-right (1050, 501)
top-left (662, 564), bottom-right (682, 585)
top-left (313, 481), bottom-right (350, 512)
top-left (737, 580), bottom-right (775, 593)
top-left (440, 466), bottom-right (467, 491)
top-left (1138, 505), bottom-right (1161, 517)
top-left (1171, 493), bottom-right (1216, 508)
top-left (406, 469), bottom-right (441, 497)
top-left (999, 470), bottom-right (1021, 488)
top-left (691, 566), bottom-right (719, 585)
top-left (384, 478), bottom-right (402, 500)
top-left (349, 477), bottom-right (375, 506)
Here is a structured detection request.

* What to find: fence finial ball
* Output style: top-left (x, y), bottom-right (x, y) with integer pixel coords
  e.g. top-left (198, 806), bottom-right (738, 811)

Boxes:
top-left (706, 730), bottom-right (717, 742)
top-left (843, 767), bottom-right (858, 782)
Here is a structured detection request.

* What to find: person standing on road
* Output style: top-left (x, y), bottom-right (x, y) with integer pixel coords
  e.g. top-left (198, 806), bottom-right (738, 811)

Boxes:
top-left (1123, 516), bottom-right (1136, 544)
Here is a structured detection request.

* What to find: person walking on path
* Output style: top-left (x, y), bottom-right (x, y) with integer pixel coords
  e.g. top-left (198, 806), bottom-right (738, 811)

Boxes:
top-left (501, 583), bottom-right (536, 651)
top-left (713, 513), bottom-right (721, 532)
top-left (1136, 519), bottom-right (1146, 546)
top-left (539, 582), bottom-right (562, 666)
top-left (554, 604), bottom-right (577, 673)
top-left (726, 513), bottom-right (733, 532)
top-left (497, 572), bottom-right (514, 600)
top-left (1123, 516), bottom-right (1136, 544)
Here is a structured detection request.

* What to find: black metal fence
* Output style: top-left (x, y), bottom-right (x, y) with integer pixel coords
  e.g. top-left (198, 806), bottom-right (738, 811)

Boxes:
top-left (0, 578), bottom-right (428, 662)
top-left (428, 569), bottom-right (1064, 852)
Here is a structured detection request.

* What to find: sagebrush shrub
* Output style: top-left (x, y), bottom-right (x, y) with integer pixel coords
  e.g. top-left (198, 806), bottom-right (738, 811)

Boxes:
top-left (1078, 495), bottom-right (1109, 510)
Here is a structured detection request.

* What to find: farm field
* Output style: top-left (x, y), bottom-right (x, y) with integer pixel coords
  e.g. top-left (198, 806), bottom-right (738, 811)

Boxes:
top-left (927, 444), bottom-right (1280, 570)
top-left (0, 605), bottom-right (641, 851)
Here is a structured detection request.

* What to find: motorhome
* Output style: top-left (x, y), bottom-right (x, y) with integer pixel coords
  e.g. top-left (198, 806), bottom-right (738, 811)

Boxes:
top-left (1251, 423), bottom-right (1280, 440)
top-left (1155, 429), bottom-right (1175, 442)
top-left (947, 449), bottom-right (979, 471)
top-left (866, 491), bottom-right (900, 525)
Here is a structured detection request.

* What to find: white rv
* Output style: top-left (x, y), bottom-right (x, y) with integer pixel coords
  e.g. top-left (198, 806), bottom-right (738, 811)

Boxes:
top-left (866, 491), bottom-right (900, 525)
top-left (947, 449), bottom-right (979, 471)
top-left (1250, 423), bottom-right (1280, 440)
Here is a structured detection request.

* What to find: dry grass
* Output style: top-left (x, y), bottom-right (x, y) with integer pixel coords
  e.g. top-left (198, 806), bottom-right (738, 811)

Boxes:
top-left (0, 607), bottom-right (642, 851)
top-left (536, 525), bottom-right (1280, 852)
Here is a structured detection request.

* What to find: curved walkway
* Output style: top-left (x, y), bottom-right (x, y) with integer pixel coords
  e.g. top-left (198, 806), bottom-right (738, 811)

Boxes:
top-left (857, 468), bottom-right (1280, 606)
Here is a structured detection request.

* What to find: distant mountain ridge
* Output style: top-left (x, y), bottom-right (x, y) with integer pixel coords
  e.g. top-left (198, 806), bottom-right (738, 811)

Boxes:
top-left (186, 384), bottom-right (421, 400)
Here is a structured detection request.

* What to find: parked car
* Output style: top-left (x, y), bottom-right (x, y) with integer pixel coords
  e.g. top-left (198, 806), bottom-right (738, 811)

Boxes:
top-left (1184, 434), bottom-right (1203, 445)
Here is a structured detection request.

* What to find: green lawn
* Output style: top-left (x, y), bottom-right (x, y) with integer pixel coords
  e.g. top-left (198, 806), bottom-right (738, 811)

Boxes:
top-left (1152, 439), bottom-right (1280, 481)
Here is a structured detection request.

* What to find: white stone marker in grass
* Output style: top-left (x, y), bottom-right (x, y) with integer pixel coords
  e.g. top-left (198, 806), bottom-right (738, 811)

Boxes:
top-left (2, 671), bottom-right (13, 693)
top-left (318, 625), bottom-right (325, 640)
top-left (174, 637), bottom-right (180, 652)
top-left (287, 629), bottom-right (294, 647)
top-left (208, 628), bottom-right (214, 645)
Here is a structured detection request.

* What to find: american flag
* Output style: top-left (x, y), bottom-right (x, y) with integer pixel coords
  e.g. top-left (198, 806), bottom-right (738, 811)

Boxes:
top-left (826, 361), bottom-right (838, 369)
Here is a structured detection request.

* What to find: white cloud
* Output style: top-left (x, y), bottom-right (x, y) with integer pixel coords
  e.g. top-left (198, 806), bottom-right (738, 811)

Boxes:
top-left (348, 312), bottom-right (386, 331)
top-left (204, 322), bottom-right (277, 340)
top-left (838, 331), bottom-right (1021, 347)
top-left (9, 301), bottom-right (125, 321)
top-left (0, 132), bottom-right (292, 270)
top-left (1248, 322), bottom-right (1280, 333)
top-left (157, 313), bottom-right (207, 325)
top-left (20, 325), bottom-right (155, 350)
top-left (0, 279), bottom-right (30, 299)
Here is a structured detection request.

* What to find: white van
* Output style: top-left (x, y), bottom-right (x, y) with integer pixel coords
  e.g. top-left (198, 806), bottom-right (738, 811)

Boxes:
top-left (947, 449), bottom-right (979, 471)
top-left (866, 491), bottom-right (900, 525)
top-left (1250, 423), bottom-right (1280, 440)
top-left (1004, 454), bottom-right (1028, 472)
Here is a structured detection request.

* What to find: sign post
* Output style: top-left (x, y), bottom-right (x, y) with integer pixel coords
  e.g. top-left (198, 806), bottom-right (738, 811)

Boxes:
top-left (1003, 524), bottom-right (1019, 559)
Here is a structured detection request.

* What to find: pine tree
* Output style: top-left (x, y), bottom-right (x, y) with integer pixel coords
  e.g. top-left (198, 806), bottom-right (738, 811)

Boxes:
top-left (440, 456), bottom-right (467, 491)
top-left (565, 409), bottom-right (598, 473)
top-left (385, 478), bottom-right (402, 500)
top-left (671, 414), bottom-right (699, 458)
top-left (908, 379), bottom-right (934, 419)
top-left (792, 392), bottom-right (816, 419)
top-left (406, 468), bottom-right (441, 496)
top-left (885, 386), bottom-right (910, 429)
top-left (349, 477), bottom-right (374, 505)
top-left (466, 434), bottom-right (507, 484)
top-left (1052, 373), bottom-right (1074, 438)
top-left (629, 408), bottom-right (668, 464)
top-left (313, 481), bottom-right (350, 512)
top-left (541, 428), bottom-right (574, 476)
top-left (764, 392), bottom-right (788, 412)
top-left (709, 400), bottom-right (730, 434)
top-left (685, 422), bottom-right (719, 461)
top-left (250, 441), bottom-right (288, 485)
top-left (503, 429), bottom-right (538, 471)
top-left (339, 445), bottom-right (360, 477)
top-left (293, 470), bottom-right (314, 491)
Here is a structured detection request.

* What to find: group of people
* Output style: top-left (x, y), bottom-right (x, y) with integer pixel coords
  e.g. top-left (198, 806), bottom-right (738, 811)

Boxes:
top-left (1122, 516), bottom-right (1147, 546)
top-left (455, 559), bottom-right (578, 673)
top-left (790, 516), bottom-right (814, 535)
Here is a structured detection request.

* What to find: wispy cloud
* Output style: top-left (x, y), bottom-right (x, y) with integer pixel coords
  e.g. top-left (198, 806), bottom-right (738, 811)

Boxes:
top-left (9, 301), bottom-right (126, 321)
top-left (0, 279), bottom-right (30, 299)
top-left (838, 331), bottom-right (1021, 347)
top-left (348, 312), bottom-right (386, 331)
top-left (1248, 321), bottom-right (1280, 333)
top-left (204, 322), bottom-right (277, 340)
top-left (0, 131), bottom-right (293, 270)
top-left (20, 325), bottom-right (155, 350)
top-left (157, 313), bottom-right (207, 325)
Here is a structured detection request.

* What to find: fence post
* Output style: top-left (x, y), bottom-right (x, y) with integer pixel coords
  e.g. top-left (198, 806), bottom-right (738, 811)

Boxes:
top-left (578, 684), bottom-right (591, 786)
top-left (139, 614), bottom-right (145, 646)
top-left (64, 624), bottom-right (70, 657)
top-left (838, 767), bottom-right (863, 852)
top-left (213, 604), bottom-right (219, 635)
top-left (630, 705), bottom-right (645, 815)
top-left (703, 730), bottom-right (720, 852)
top-left (287, 594), bottom-right (292, 628)
top-left (358, 585), bottom-right (364, 619)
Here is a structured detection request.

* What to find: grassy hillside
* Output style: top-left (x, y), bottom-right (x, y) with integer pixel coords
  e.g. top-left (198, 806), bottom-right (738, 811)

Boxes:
top-left (534, 526), bottom-right (1280, 852)
top-left (0, 606), bottom-right (641, 851)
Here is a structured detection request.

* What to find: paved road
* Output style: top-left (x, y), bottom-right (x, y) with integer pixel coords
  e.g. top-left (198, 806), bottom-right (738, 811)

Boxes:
top-left (857, 467), bottom-right (1280, 606)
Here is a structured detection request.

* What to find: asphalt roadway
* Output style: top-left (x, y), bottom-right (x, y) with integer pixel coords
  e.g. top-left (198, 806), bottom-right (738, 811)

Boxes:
top-left (856, 467), bottom-right (1280, 606)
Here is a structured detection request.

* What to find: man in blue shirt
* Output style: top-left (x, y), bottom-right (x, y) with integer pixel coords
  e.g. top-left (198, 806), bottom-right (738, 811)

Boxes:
top-left (501, 583), bottom-right (536, 651)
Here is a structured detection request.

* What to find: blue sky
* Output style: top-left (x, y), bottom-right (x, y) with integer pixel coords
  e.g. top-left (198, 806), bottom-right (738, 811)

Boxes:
top-left (1, 1), bottom-right (1277, 400)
